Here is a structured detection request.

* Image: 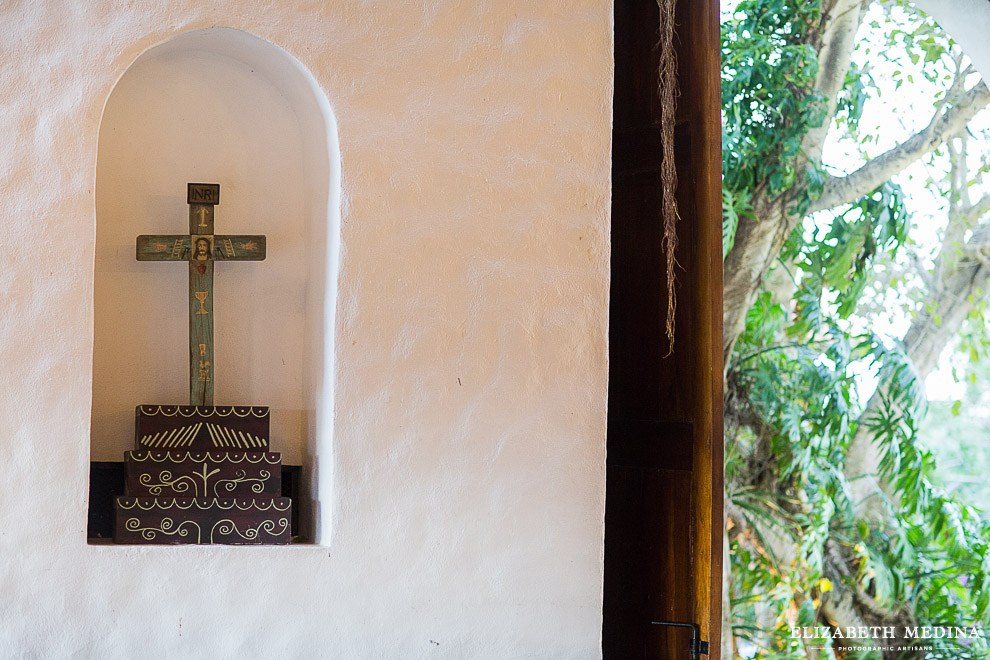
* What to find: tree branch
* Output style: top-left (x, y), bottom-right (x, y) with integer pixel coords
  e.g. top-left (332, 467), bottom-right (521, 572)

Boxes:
top-left (961, 222), bottom-right (990, 264)
top-left (810, 80), bottom-right (990, 212)
top-left (932, 135), bottom-right (974, 281)
top-left (800, 0), bottom-right (868, 167)
top-left (962, 192), bottom-right (990, 226)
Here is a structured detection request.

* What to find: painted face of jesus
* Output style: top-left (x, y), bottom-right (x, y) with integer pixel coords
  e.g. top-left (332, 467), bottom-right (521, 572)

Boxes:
top-left (195, 238), bottom-right (211, 261)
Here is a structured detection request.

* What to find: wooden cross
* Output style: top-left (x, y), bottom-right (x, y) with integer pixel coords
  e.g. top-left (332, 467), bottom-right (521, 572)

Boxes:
top-left (136, 183), bottom-right (266, 406)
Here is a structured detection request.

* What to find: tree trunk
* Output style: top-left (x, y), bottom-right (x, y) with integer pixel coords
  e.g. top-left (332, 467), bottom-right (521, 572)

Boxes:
top-left (846, 240), bottom-right (990, 520)
top-left (723, 0), bottom-right (869, 361)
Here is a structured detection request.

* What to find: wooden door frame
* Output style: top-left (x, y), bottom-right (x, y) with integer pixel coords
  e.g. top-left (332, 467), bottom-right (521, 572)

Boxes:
top-left (602, 0), bottom-right (723, 657)
top-left (681, 0), bottom-right (724, 654)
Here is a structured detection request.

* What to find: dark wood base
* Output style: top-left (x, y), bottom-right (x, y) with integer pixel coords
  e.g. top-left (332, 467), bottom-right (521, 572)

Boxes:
top-left (134, 405), bottom-right (271, 451)
top-left (125, 451), bottom-right (282, 497)
top-left (114, 497), bottom-right (291, 545)
top-left (88, 463), bottom-right (302, 541)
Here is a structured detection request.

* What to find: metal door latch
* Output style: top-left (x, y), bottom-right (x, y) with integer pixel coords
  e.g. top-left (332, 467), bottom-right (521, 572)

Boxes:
top-left (651, 621), bottom-right (710, 658)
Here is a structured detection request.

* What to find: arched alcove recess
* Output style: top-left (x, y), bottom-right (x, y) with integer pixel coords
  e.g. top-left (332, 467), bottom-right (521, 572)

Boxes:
top-left (92, 28), bottom-right (339, 543)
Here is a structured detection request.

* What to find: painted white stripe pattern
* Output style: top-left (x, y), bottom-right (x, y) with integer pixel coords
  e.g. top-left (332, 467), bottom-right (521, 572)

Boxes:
top-left (139, 423), bottom-right (203, 448)
top-left (202, 424), bottom-right (264, 448)
top-left (140, 423), bottom-right (264, 448)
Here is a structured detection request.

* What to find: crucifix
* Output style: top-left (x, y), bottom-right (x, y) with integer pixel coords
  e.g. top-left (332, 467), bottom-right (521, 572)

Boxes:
top-left (116, 183), bottom-right (288, 547)
top-left (136, 183), bottom-right (266, 406)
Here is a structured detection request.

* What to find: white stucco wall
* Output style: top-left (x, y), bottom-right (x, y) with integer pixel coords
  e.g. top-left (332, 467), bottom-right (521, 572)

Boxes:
top-left (0, 2), bottom-right (612, 658)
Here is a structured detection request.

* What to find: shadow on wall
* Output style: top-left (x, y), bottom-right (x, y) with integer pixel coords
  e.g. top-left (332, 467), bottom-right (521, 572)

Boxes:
top-left (91, 27), bottom-right (340, 543)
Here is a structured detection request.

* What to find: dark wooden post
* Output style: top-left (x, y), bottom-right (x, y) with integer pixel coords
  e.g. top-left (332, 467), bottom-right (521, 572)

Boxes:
top-left (603, 0), bottom-right (723, 657)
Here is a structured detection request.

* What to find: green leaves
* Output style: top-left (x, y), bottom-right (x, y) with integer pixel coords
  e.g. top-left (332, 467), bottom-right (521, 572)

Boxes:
top-left (834, 66), bottom-right (872, 135)
top-left (787, 183), bottom-right (910, 337)
top-left (723, 187), bottom-right (755, 258)
top-left (732, 290), bottom-right (990, 656)
top-left (722, 1), bottom-right (990, 656)
top-left (722, 1), bottom-right (826, 207)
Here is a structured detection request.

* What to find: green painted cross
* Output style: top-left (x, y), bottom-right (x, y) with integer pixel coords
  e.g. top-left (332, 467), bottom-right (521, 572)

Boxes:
top-left (136, 183), bottom-right (266, 406)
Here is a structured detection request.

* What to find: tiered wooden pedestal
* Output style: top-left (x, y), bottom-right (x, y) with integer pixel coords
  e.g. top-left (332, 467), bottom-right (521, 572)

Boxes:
top-left (114, 405), bottom-right (291, 545)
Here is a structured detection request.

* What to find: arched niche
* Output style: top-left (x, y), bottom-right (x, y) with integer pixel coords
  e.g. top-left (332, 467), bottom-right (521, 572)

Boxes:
top-left (92, 27), bottom-right (339, 543)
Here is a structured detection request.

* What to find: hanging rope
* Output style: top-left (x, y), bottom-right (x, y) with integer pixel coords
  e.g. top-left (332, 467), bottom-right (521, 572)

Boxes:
top-left (657, 0), bottom-right (680, 355)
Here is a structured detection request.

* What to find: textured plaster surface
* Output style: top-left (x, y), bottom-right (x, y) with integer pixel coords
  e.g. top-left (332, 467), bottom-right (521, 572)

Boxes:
top-left (0, 2), bottom-right (612, 658)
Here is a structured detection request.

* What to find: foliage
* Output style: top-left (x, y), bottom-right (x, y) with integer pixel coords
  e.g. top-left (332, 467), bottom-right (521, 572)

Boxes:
top-left (784, 182), bottom-right (910, 331)
top-left (721, 0), bottom-right (827, 215)
top-left (724, 187), bottom-right (754, 258)
top-left (729, 289), bottom-right (990, 659)
top-left (917, 303), bottom-right (990, 518)
top-left (865, 366), bottom-right (990, 659)
top-left (722, 1), bottom-right (990, 658)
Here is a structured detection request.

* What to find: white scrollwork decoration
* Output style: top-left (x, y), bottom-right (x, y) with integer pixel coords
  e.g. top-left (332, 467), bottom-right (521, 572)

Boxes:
top-left (124, 517), bottom-right (202, 543)
top-left (209, 517), bottom-right (288, 543)
top-left (212, 469), bottom-right (273, 496)
top-left (139, 471), bottom-right (198, 496)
